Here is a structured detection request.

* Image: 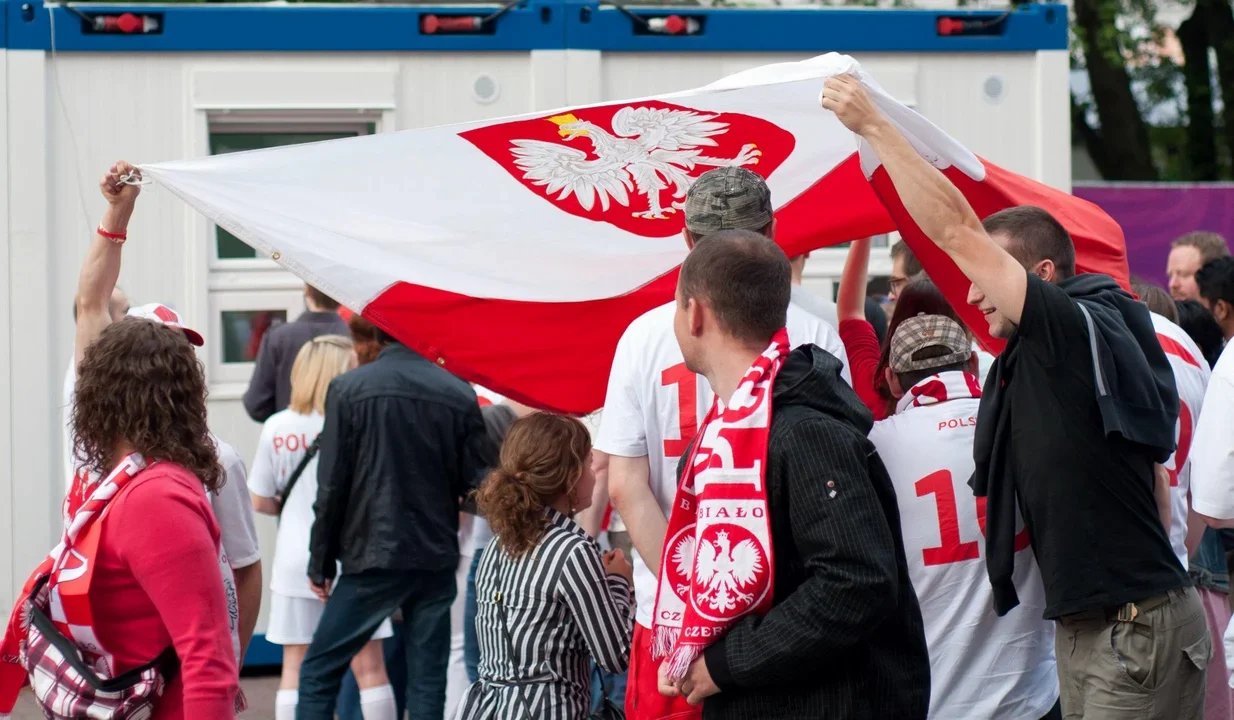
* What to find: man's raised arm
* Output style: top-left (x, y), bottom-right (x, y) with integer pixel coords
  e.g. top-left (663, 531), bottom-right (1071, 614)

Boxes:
top-left (821, 75), bottom-right (1028, 325)
top-left (76, 161), bottom-right (140, 367)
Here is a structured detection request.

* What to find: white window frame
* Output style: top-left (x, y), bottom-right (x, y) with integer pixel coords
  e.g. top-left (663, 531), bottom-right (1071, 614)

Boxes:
top-left (194, 110), bottom-right (390, 398)
top-left (207, 288), bottom-right (308, 389)
top-left (207, 112), bottom-right (380, 271)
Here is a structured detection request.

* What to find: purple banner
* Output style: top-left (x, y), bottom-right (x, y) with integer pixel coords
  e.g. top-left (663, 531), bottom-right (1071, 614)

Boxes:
top-left (1072, 184), bottom-right (1234, 288)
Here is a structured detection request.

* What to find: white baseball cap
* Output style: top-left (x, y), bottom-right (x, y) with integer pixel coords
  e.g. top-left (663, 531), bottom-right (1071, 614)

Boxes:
top-left (126, 303), bottom-right (205, 347)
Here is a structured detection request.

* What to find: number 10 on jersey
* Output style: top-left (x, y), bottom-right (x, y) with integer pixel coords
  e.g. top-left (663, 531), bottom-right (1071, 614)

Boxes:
top-left (915, 470), bottom-right (1031, 567)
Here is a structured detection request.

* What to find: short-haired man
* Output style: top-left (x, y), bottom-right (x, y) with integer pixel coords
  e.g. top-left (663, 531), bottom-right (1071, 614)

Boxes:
top-left (1136, 296), bottom-right (1233, 716)
top-left (870, 314), bottom-right (1059, 719)
top-left (243, 283), bottom-right (349, 422)
top-left (1170, 231), bottom-right (1230, 302)
top-left (889, 239), bottom-right (923, 303)
top-left (1189, 282), bottom-right (1234, 700)
top-left (655, 229), bottom-right (929, 717)
top-left (1196, 256), bottom-right (1234, 342)
top-left (824, 75), bottom-right (1203, 718)
top-left (595, 167), bottom-right (850, 720)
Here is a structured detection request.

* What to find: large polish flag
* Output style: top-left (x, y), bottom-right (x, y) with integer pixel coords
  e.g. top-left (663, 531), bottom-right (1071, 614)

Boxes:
top-left (142, 53), bottom-right (1126, 414)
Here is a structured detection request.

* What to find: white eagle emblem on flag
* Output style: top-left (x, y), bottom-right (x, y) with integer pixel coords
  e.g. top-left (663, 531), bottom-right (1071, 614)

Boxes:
top-left (509, 107), bottom-right (762, 220)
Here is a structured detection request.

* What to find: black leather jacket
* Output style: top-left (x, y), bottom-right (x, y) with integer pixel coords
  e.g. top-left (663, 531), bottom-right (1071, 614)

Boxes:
top-left (307, 343), bottom-right (494, 583)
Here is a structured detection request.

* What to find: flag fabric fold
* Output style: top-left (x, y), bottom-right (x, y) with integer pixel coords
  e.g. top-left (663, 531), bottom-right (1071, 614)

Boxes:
top-left (143, 53), bottom-right (1127, 414)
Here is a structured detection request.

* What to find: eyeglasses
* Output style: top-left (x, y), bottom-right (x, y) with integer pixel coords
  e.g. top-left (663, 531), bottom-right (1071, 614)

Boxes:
top-left (888, 276), bottom-right (910, 295)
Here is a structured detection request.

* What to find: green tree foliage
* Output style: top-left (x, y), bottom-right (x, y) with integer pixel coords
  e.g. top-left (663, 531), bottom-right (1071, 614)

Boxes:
top-left (1071, 0), bottom-right (1234, 180)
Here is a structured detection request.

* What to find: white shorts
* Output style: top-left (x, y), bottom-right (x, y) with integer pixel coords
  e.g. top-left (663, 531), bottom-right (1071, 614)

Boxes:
top-left (265, 592), bottom-right (396, 646)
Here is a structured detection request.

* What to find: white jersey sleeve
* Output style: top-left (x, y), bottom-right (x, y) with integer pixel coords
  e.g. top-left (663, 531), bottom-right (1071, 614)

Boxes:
top-left (211, 437), bottom-right (262, 569)
top-left (595, 321), bottom-right (649, 458)
top-left (1192, 350), bottom-right (1234, 520)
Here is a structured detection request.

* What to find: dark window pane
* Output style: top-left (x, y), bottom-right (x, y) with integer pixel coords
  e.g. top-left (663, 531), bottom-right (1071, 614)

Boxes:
top-left (217, 229), bottom-right (256, 260)
top-left (209, 131), bottom-right (359, 259)
top-left (221, 310), bottom-right (288, 363)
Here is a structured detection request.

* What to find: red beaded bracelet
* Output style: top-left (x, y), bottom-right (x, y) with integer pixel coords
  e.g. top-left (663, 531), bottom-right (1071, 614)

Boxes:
top-left (96, 226), bottom-right (127, 243)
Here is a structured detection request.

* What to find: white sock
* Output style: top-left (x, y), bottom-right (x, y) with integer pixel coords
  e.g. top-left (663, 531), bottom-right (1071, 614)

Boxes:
top-left (275, 689), bottom-right (298, 720)
top-left (359, 684), bottom-right (397, 720)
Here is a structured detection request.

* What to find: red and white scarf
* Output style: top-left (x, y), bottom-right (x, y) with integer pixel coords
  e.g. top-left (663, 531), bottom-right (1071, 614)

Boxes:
top-left (0, 455), bottom-right (148, 712)
top-left (0, 456), bottom-right (243, 715)
top-left (651, 329), bottom-right (789, 681)
top-left (894, 370), bottom-right (982, 415)
top-left (64, 463), bottom-right (242, 669)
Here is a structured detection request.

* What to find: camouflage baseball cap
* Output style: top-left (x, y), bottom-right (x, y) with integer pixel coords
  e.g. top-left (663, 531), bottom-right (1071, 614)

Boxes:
top-left (889, 314), bottom-right (971, 374)
top-left (683, 167), bottom-right (773, 236)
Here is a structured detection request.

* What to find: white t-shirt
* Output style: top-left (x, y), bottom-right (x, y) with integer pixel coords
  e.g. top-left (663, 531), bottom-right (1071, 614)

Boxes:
top-left (789, 285), bottom-right (839, 330)
top-left (1191, 346), bottom-right (1234, 520)
top-left (1151, 313), bottom-right (1211, 568)
top-left (212, 437), bottom-right (262, 570)
top-left (594, 299), bottom-right (849, 628)
top-left (248, 409), bottom-right (326, 599)
top-left (868, 373), bottom-right (1057, 720)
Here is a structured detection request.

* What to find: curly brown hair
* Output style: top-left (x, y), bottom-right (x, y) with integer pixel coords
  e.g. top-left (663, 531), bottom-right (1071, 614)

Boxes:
top-left (73, 318), bottom-right (222, 490)
top-left (474, 413), bottom-right (591, 557)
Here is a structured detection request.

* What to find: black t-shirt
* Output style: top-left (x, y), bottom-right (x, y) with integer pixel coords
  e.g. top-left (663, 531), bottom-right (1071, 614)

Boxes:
top-left (1005, 275), bottom-right (1189, 618)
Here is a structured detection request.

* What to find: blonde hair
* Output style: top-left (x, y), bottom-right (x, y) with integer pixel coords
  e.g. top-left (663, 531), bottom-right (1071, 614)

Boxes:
top-left (474, 413), bottom-right (591, 557)
top-left (288, 334), bottom-right (354, 415)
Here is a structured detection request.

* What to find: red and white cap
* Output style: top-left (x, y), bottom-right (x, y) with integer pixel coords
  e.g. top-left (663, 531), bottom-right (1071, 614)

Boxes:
top-left (126, 303), bottom-right (205, 347)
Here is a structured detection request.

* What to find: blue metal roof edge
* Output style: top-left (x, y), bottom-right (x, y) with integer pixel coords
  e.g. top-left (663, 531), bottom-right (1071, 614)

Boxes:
top-left (4, 1), bottom-right (1067, 53)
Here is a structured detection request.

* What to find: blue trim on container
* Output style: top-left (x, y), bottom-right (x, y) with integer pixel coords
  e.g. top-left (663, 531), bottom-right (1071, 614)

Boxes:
top-left (244, 633), bottom-right (283, 668)
top-left (8, 1), bottom-right (563, 51)
top-left (568, 4), bottom-right (1067, 53)
top-left (3, 1), bottom-right (1067, 53)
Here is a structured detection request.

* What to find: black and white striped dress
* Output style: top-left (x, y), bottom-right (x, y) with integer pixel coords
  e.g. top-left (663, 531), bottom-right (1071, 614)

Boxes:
top-left (456, 508), bottom-right (634, 720)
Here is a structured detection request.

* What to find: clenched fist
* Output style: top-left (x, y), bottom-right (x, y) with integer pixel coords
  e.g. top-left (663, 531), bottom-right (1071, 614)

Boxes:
top-left (100, 160), bottom-right (141, 207)
top-left (602, 548), bottom-right (633, 582)
top-left (820, 74), bottom-right (885, 138)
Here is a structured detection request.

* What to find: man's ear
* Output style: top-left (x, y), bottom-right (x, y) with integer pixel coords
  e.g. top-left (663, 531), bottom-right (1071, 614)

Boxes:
top-left (688, 297), bottom-right (707, 338)
top-left (682, 228), bottom-right (696, 251)
top-left (1217, 299), bottom-right (1233, 324)
top-left (885, 367), bottom-right (905, 399)
top-left (1034, 259), bottom-right (1057, 283)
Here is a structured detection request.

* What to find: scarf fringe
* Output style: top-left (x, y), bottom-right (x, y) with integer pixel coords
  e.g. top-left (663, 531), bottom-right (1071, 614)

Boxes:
top-left (651, 625), bottom-right (678, 660)
top-left (663, 644), bottom-right (702, 683)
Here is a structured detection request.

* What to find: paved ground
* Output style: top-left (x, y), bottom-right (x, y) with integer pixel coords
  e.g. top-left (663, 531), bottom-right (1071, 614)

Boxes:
top-left (10, 672), bottom-right (283, 719)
